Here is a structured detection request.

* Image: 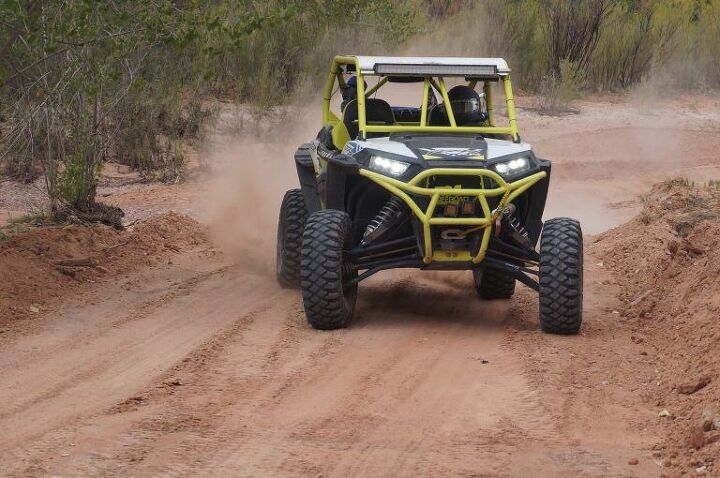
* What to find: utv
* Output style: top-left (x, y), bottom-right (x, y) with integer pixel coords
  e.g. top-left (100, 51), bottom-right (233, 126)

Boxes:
top-left (277, 56), bottom-right (583, 334)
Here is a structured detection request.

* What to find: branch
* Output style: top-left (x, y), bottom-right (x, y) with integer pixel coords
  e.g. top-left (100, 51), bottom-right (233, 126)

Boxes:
top-left (1, 27), bottom-right (148, 87)
top-left (0, 0), bottom-right (40, 65)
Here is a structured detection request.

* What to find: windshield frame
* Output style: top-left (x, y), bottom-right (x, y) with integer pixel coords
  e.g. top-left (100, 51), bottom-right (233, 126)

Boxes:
top-left (323, 55), bottom-right (520, 142)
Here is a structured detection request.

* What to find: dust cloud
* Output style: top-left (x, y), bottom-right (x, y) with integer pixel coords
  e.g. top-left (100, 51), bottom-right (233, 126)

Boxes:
top-left (199, 51), bottom-right (720, 280)
top-left (201, 104), bottom-right (322, 276)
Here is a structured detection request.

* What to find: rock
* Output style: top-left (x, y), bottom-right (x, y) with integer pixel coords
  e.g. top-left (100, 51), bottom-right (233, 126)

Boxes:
top-left (628, 458), bottom-right (639, 465)
top-left (29, 304), bottom-right (40, 313)
top-left (667, 239), bottom-right (680, 255)
top-left (631, 335), bottom-right (644, 344)
top-left (629, 290), bottom-right (653, 307)
top-left (714, 416), bottom-right (720, 431)
top-left (678, 376), bottom-right (711, 395)
top-left (659, 409), bottom-right (672, 418)
top-left (55, 266), bottom-right (77, 277)
top-left (696, 465), bottom-right (707, 474)
top-left (701, 409), bottom-right (715, 431)
top-left (688, 427), bottom-right (706, 450)
top-left (683, 240), bottom-right (706, 255)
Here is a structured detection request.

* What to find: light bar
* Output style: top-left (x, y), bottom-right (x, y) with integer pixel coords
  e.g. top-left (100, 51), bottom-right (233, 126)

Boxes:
top-left (374, 63), bottom-right (498, 77)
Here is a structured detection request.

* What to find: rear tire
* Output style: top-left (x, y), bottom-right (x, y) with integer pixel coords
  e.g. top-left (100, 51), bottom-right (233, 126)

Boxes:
top-left (473, 268), bottom-right (516, 299)
top-left (538, 218), bottom-right (583, 334)
top-left (301, 210), bottom-right (358, 330)
top-left (276, 189), bottom-right (308, 288)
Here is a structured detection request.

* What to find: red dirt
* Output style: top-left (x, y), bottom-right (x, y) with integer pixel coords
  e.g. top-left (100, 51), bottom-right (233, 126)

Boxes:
top-left (593, 179), bottom-right (720, 473)
top-left (0, 212), bottom-right (208, 328)
top-left (1, 99), bottom-right (719, 477)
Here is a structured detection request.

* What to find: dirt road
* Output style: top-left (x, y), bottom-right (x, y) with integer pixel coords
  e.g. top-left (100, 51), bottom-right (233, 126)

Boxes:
top-left (1, 97), bottom-right (719, 477)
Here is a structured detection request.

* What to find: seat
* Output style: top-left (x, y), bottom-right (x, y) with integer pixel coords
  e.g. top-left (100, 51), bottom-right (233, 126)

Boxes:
top-left (428, 104), bottom-right (450, 126)
top-left (392, 106), bottom-right (422, 123)
top-left (342, 98), bottom-right (395, 139)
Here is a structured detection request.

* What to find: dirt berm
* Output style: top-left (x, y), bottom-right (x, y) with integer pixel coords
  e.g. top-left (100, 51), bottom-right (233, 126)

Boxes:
top-left (592, 178), bottom-right (720, 472)
top-left (0, 212), bottom-right (208, 327)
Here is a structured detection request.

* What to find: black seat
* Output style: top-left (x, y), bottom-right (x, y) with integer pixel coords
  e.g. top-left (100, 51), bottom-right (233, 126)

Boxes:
top-left (428, 104), bottom-right (450, 126)
top-left (342, 98), bottom-right (395, 139)
top-left (392, 106), bottom-right (421, 123)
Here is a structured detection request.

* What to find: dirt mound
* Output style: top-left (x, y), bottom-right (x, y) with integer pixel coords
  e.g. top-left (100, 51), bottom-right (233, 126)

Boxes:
top-left (592, 179), bottom-right (720, 472)
top-left (0, 212), bottom-right (209, 327)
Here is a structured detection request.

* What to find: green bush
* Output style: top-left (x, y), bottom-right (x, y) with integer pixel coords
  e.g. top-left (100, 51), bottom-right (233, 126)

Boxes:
top-left (457, 0), bottom-right (720, 93)
top-left (0, 0), bottom-right (423, 216)
top-left (536, 59), bottom-right (585, 114)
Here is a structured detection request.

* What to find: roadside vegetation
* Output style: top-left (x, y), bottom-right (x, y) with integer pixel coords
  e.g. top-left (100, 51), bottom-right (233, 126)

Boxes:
top-left (426, 0), bottom-right (720, 112)
top-left (0, 0), bottom-right (424, 219)
top-left (1, 0), bottom-right (719, 220)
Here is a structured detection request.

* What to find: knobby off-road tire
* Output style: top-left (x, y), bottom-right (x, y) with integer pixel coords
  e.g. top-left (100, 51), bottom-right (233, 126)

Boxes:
top-left (276, 189), bottom-right (308, 289)
top-left (538, 218), bottom-right (583, 334)
top-left (301, 209), bottom-right (358, 330)
top-left (473, 268), bottom-right (516, 299)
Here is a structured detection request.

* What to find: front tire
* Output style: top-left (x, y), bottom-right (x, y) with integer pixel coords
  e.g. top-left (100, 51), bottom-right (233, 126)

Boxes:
top-left (474, 268), bottom-right (516, 299)
top-left (301, 210), bottom-right (358, 330)
top-left (276, 189), bottom-right (308, 288)
top-left (538, 218), bottom-right (583, 334)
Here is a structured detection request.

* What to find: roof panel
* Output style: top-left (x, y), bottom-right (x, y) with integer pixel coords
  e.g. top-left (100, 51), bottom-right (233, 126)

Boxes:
top-left (351, 56), bottom-right (510, 75)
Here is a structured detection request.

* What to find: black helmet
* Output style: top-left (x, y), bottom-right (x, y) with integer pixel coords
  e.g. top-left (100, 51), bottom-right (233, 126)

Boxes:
top-left (447, 85), bottom-right (483, 125)
top-left (340, 75), bottom-right (367, 112)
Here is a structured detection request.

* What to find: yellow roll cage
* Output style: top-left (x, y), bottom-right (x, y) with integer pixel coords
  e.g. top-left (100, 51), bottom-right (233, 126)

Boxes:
top-left (322, 55), bottom-right (519, 142)
top-left (321, 55), bottom-right (544, 265)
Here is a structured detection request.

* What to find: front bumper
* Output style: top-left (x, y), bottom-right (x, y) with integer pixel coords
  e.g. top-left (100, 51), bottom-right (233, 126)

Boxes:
top-left (359, 167), bottom-right (547, 264)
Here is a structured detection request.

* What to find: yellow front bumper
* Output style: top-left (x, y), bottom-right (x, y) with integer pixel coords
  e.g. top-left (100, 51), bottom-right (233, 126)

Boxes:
top-left (358, 168), bottom-right (547, 264)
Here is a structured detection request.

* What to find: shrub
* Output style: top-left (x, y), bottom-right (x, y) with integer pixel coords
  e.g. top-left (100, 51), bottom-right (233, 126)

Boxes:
top-left (0, 0), bottom-right (423, 217)
top-left (536, 59), bottom-right (585, 114)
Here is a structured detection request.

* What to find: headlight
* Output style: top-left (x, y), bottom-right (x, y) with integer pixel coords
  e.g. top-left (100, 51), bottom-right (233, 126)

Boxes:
top-left (492, 156), bottom-right (531, 178)
top-left (369, 155), bottom-right (410, 177)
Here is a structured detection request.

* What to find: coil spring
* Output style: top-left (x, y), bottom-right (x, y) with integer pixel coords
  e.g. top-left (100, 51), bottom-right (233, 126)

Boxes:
top-left (507, 215), bottom-right (530, 241)
top-left (364, 197), bottom-right (404, 237)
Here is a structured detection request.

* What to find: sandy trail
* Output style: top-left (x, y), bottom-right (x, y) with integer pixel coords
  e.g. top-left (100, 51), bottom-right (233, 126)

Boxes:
top-left (0, 263), bottom-right (653, 477)
top-left (1, 98), bottom-right (719, 477)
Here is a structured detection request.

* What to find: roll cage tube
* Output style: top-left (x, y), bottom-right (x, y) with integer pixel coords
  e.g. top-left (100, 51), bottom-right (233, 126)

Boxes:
top-left (322, 55), bottom-right (520, 141)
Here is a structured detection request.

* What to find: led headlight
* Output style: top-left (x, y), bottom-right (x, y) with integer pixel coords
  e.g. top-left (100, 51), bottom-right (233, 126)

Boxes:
top-left (492, 156), bottom-right (532, 178)
top-left (369, 155), bottom-right (410, 177)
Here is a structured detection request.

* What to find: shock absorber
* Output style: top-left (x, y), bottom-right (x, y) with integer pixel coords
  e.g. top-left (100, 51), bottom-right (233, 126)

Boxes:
top-left (506, 214), bottom-right (531, 248)
top-left (495, 203), bottom-right (532, 249)
top-left (361, 197), bottom-right (405, 246)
